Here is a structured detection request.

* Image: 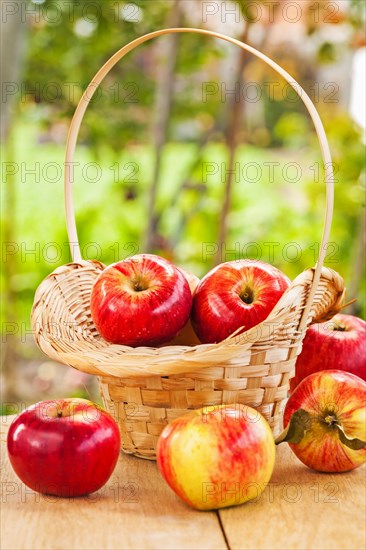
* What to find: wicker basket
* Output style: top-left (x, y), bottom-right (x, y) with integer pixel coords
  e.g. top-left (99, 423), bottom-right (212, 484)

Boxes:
top-left (31, 28), bottom-right (345, 460)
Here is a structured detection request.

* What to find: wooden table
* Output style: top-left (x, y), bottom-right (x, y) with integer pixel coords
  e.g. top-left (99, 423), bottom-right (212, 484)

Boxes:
top-left (1, 415), bottom-right (365, 550)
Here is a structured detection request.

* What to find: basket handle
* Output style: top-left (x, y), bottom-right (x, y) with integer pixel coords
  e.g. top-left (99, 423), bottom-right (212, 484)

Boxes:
top-left (64, 27), bottom-right (334, 337)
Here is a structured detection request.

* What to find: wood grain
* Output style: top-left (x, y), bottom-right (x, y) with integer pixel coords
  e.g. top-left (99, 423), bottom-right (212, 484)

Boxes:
top-left (219, 444), bottom-right (366, 550)
top-left (1, 415), bottom-right (365, 550)
top-left (0, 416), bottom-right (227, 550)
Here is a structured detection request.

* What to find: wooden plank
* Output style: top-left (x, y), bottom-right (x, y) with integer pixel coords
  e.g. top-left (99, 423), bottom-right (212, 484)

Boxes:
top-left (2, 413), bottom-right (365, 550)
top-left (0, 416), bottom-right (227, 550)
top-left (219, 443), bottom-right (366, 550)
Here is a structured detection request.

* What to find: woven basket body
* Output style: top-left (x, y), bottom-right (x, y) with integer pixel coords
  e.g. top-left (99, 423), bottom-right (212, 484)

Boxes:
top-left (31, 29), bottom-right (342, 460)
top-left (32, 262), bottom-right (344, 459)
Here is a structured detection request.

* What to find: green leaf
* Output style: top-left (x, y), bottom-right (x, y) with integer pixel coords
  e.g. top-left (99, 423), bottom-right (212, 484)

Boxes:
top-left (335, 424), bottom-right (366, 451)
top-left (275, 409), bottom-right (312, 445)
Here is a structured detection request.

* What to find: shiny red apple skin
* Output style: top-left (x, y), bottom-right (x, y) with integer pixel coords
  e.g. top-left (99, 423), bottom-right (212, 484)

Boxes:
top-left (90, 254), bottom-right (192, 347)
top-left (284, 370), bottom-right (366, 473)
top-left (191, 260), bottom-right (290, 344)
top-left (156, 404), bottom-right (275, 510)
top-left (290, 314), bottom-right (366, 393)
top-left (7, 399), bottom-right (121, 497)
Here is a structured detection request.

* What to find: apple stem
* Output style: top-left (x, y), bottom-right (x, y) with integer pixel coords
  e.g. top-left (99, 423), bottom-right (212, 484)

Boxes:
top-left (324, 414), bottom-right (337, 426)
top-left (333, 322), bottom-right (347, 332)
top-left (131, 276), bottom-right (148, 292)
top-left (239, 286), bottom-right (254, 304)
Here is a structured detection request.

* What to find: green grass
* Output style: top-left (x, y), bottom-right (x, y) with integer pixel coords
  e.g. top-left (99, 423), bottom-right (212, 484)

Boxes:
top-left (1, 116), bottom-right (364, 330)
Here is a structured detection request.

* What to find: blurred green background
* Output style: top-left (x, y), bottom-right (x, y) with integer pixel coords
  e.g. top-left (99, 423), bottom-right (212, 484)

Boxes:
top-left (1, 0), bottom-right (365, 410)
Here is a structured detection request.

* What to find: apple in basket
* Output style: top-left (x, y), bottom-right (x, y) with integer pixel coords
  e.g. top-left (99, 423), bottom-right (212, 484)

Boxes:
top-left (7, 399), bottom-right (121, 497)
top-left (157, 404), bottom-right (276, 510)
top-left (164, 268), bottom-right (201, 346)
top-left (191, 259), bottom-right (290, 343)
top-left (90, 254), bottom-right (192, 347)
top-left (277, 370), bottom-right (366, 472)
top-left (290, 314), bottom-right (366, 392)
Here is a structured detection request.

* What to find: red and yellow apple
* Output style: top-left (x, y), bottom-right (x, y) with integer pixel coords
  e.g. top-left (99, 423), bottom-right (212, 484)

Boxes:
top-left (290, 314), bottom-right (366, 392)
top-left (191, 259), bottom-right (290, 343)
top-left (90, 254), bottom-right (192, 347)
top-left (7, 398), bottom-right (121, 497)
top-left (157, 404), bottom-right (276, 510)
top-left (279, 370), bottom-right (366, 472)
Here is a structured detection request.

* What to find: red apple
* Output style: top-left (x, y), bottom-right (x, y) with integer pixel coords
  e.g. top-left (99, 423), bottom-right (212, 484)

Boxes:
top-left (156, 404), bottom-right (276, 510)
top-left (164, 268), bottom-right (201, 346)
top-left (279, 370), bottom-right (366, 472)
top-left (290, 314), bottom-right (366, 392)
top-left (90, 254), bottom-right (192, 347)
top-left (7, 398), bottom-right (121, 497)
top-left (191, 259), bottom-right (290, 343)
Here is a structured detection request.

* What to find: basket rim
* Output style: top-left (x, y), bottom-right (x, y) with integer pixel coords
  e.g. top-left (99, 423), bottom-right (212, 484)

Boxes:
top-left (31, 262), bottom-right (345, 379)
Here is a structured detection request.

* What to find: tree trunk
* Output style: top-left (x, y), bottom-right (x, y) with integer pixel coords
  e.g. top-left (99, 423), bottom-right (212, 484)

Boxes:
top-left (144, 1), bottom-right (183, 252)
top-left (344, 208), bottom-right (366, 316)
top-left (215, 23), bottom-right (252, 265)
top-left (2, 134), bottom-right (19, 402)
top-left (1, 2), bottom-right (28, 401)
top-left (1, 0), bottom-right (27, 141)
